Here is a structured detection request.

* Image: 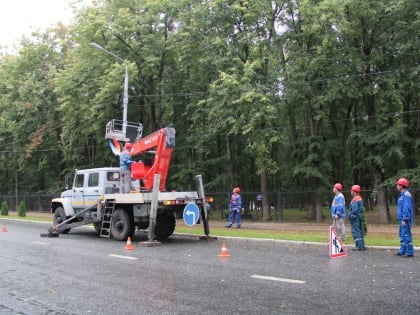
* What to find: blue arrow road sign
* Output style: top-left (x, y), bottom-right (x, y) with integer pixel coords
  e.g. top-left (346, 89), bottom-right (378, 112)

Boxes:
top-left (183, 202), bottom-right (200, 226)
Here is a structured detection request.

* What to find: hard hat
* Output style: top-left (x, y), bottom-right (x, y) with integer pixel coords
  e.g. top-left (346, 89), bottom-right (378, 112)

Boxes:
top-left (351, 185), bottom-right (361, 193)
top-left (124, 143), bottom-right (133, 149)
top-left (333, 183), bottom-right (343, 191)
top-left (396, 177), bottom-right (409, 187)
top-left (233, 187), bottom-right (240, 193)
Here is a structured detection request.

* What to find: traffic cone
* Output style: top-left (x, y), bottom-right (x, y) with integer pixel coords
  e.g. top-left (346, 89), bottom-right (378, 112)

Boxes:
top-left (2, 224), bottom-right (8, 233)
top-left (124, 237), bottom-right (134, 250)
top-left (218, 242), bottom-right (230, 257)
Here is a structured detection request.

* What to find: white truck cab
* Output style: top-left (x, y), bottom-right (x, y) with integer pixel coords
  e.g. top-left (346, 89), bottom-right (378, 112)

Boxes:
top-left (57, 168), bottom-right (121, 216)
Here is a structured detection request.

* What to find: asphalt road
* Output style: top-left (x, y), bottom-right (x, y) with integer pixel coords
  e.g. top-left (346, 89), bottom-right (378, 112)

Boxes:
top-left (1, 219), bottom-right (419, 315)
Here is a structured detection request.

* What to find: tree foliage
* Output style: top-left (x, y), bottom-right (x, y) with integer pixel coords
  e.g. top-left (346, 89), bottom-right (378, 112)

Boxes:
top-left (0, 0), bottom-right (418, 221)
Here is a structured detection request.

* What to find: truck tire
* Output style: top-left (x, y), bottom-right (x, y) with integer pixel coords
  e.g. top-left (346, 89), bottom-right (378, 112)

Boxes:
top-left (53, 207), bottom-right (71, 234)
top-left (110, 209), bottom-right (134, 241)
top-left (155, 212), bottom-right (176, 240)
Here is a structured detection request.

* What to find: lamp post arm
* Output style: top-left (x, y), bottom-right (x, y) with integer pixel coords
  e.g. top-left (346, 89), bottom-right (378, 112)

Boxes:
top-left (90, 42), bottom-right (129, 137)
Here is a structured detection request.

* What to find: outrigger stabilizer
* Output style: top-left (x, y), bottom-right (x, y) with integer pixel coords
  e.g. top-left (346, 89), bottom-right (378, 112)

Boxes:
top-left (40, 204), bottom-right (98, 238)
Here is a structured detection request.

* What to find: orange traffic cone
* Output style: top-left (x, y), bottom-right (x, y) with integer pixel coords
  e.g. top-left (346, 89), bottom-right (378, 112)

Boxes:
top-left (125, 237), bottom-right (134, 250)
top-left (2, 224), bottom-right (8, 233)
top-left (218, 242), bottom-right (230, 257)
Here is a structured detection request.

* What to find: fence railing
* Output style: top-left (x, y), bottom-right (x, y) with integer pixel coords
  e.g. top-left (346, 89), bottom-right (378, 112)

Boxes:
top-left (1, 187), bottom-right (417, 217)
top-left (0, 195), bottom-right (58, 212)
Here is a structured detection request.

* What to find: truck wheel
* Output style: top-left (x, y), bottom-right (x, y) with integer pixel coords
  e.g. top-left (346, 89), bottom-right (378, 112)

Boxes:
top-left (53, 207), bottom-right (71, 234)
top-left (111, 209), bottom-right (134, 241)
top-left (154, 212), bottom-right (176, 240)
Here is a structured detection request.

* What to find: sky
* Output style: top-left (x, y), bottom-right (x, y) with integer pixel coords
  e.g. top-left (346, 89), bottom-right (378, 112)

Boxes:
top-left (0, 0), bottom-right (88, 51)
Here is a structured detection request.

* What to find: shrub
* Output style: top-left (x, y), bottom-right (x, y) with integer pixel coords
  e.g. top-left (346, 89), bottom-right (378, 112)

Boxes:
top-left (18, 201), bottom-right (26, 217)
top-left (0, 201), bottom-right (8, 216)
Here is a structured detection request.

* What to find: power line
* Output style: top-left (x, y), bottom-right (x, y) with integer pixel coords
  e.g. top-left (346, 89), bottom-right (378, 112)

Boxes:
top-left (0, 109), bottom-right (418, 153)
top-left (128, 65), bottom-right (418, 98)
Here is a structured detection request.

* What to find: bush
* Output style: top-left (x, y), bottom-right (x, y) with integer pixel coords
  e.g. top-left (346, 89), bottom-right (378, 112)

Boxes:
top-left (0, 201), bottom-right (9, 216)
top-left (18, 201), bottom-right (26, 217)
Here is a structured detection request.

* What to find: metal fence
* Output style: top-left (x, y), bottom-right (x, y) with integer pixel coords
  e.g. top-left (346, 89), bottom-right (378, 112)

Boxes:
top-left (0, 187), bottom-right (417, 219)
top-left (207, 187), bottom-right (419, 221)
top-left (0, 195), bottom-right (58, 212)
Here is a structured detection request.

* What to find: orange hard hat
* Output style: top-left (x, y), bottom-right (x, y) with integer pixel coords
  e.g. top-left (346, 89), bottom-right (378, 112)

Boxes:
top-left (396, 177), bottom-right (409, 187)
top-left (334, 183), bottom-right (343, 191)
top-left (351, 185), bottom-right (361, 193)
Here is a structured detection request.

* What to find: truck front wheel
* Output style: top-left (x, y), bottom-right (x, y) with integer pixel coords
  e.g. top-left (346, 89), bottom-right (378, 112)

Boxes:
top-left (53, 207), bottom-right (71, 234)
top-left (155, 212), bottom-right (176, 240)
top-left (111, 209), bottom-right (134, 241)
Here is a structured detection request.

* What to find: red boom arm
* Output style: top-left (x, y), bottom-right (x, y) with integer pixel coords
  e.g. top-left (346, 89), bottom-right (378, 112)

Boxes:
top-left (129, 127), bottom-right (175, 191)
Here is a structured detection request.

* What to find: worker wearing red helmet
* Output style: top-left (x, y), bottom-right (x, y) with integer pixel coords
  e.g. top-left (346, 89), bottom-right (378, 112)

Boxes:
top-left (119, 142), bottom-right (134, 193)
top-left (226, 187), bottom-right (242, 228)
top-left (331, 183), bottom-right (346, 241)
top-left (348, 185), bottom-right (366, 250)
top-left (395, 177), bottom-right (414, 257)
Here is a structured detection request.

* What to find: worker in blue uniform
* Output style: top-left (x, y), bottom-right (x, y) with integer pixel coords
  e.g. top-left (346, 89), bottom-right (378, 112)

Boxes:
top-left (331, 183), bottom-right (346, 241)
top-left (395, 177), bottom-right (414, 257)
top-left (349, 185), bottom-right (366, 250)
top-left (226, 187), bottom-right (242, 228)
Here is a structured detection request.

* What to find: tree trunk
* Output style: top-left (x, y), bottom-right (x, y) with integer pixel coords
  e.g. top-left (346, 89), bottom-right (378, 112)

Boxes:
top-left (15, 170), bottom-right (18, 211)
top-left (305, 192), bottom-right (315, 220)
top-left (260, 170), bottom-right (270, 221)
top-left (374, 171), bottom-right (389, 224)
top-left (226, 134), bottom-right (234, 184)
top-left (314, 191), bottom-right (323, 222)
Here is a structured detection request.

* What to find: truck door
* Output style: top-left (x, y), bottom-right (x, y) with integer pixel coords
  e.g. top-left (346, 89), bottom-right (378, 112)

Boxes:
top-left (71, 173), bottom-right (85, 210)
top-left (84, 172), bottom-right (101, 208)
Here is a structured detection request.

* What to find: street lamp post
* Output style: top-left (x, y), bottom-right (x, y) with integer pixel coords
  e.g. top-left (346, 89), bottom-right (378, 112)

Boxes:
top-left (90, 42), bottom-right (128, 137)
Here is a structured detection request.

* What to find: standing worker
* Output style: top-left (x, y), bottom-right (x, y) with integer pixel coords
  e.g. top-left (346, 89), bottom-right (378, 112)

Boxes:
top-left (349, 185), bottom-right (366, 250)
top-left (331, 183), bottom-right (346, 241)
top-left (226, 187), bottom-right (242, 228)
top-left (395, 178), bottom-right (414, 257)
top-left (120, 143), bottom-right (133, 193)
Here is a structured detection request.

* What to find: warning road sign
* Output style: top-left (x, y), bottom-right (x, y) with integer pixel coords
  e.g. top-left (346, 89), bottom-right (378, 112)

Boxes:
top-left (329, 226), bottom-right (347, 258)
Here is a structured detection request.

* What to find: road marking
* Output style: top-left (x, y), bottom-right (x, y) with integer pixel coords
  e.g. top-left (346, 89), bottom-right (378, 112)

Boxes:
top-left (32, 241), bottom-right (49, 246)
top-left (251, 275), bottom-right (306, 284)
top-left (108, 254), bottom-right (138, 260)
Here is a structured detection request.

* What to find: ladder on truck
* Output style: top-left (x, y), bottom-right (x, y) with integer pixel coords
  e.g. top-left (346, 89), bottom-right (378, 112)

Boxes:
top-left (100, 200), bottom-right (115, 238)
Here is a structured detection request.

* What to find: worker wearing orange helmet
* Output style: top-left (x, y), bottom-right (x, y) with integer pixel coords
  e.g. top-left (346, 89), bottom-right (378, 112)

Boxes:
top-left (348, 185), bottom-right (366, 250)
top-left (331, 183), bottom-right (346, 241)
top-left (395, 177), bottom-right (414, 257)
top-left (226, 187), bottom-right (242, 228)
top-left (119, 142), bottom-right (134, 193)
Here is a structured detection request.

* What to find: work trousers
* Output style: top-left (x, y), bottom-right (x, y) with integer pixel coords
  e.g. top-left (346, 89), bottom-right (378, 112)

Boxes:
top-left (120, 169), bottom-right (132, 194)
top-left (333, 218), bottom-right (345, 241)
top-left (350, 217), bottom-right (365, 249)
top-left (398, 220), bottom-right (414, 256)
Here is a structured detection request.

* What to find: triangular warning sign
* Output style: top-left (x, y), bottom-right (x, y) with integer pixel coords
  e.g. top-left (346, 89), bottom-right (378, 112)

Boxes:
top-left (329, 226), bottom-right (347, 258)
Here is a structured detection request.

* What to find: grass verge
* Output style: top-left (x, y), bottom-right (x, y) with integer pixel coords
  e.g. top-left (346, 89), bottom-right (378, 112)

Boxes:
top-left (175, 226), bottom-right (401, 247)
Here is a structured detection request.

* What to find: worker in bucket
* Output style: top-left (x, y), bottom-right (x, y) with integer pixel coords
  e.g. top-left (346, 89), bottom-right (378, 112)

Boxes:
top-left (226, 187), bottom-right (242, 228)
top-left (119, 143), bottom-right (133, 193)
top-left (331, 183), bottom-right (345, 241)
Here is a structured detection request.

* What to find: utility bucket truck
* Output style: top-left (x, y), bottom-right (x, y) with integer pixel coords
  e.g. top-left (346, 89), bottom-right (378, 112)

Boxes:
top-left (45, 124), bottom-right (213, 243)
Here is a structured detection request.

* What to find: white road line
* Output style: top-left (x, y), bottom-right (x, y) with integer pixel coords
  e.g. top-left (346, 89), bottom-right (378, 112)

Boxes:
top-left (108, 254), bottom-right (139, 260)
top-left (251, 275), bottom-right (306, 284)
top-left (32, 241), bottom-right (49, 246)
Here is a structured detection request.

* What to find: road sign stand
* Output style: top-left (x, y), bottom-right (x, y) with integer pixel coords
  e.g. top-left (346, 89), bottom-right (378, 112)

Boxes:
top-left (329, 226), bottom-right (347, 258)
